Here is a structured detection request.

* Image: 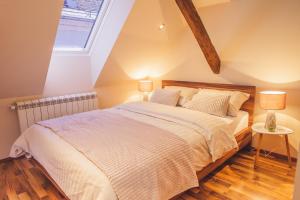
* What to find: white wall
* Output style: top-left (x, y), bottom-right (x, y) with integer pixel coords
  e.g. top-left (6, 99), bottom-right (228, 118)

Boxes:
top-left (90, 0), bottom-right (135, 85)
top-left (0, 95), bottom-right (39, 159)
top-left (294, 144), bottom-right (300, 199)
top-left (0, 52), bottom-right (94, 160)
top-left (0, 0), bottom-right (63, 159)
top-left (44, 53), bottom-right (93, 96)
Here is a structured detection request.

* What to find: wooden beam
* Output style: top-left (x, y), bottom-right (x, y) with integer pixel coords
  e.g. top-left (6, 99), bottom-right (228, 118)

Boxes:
top-left (175, 0), bottom-right (221, 74)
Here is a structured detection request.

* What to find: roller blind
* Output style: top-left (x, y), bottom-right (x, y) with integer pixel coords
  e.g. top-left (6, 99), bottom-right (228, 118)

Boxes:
top-left (54, 0), bottom-right (104, 50)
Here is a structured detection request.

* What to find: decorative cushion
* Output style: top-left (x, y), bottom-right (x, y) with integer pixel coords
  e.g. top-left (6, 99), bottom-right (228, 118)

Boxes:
top-left (183, 91), bottom-right (231, 117)
top-left (164, 86), bottom-right (198, 106)
top-left (150, 89), bottom-right (180, 106)
top-left (200, 89), bottom-right (250, 117)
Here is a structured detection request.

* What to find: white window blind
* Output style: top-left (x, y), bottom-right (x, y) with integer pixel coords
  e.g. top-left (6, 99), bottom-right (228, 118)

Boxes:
top-left (54, 0), bottom-right (105, 50)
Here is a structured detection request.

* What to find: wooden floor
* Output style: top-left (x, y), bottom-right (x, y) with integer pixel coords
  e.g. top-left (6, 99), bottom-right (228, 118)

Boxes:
top-left (0, 149), bottom-right (296, 200)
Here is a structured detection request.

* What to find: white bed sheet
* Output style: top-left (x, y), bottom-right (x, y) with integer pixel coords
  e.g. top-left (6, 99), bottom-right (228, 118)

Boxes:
top-left (222, 110), bottom-right (249, 136)
top-left (10, 104), bottom-right (248, 200)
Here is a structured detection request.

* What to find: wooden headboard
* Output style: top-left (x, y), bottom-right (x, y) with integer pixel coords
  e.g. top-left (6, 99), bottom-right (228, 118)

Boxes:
top-left (162, 80), bottom-right (256, 126)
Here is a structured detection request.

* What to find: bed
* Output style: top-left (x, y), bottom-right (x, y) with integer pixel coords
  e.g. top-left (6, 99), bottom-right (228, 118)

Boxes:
top-left (10, 80), bottom-right (256, 200)
top-left (162, 80), bottom-right (256, 180)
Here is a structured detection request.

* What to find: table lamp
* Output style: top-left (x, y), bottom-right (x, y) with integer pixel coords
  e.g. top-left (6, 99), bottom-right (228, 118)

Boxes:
top-left (138, 79), bottom-right (153, 101)
top-left (260, 91), bottom-right (286, 132)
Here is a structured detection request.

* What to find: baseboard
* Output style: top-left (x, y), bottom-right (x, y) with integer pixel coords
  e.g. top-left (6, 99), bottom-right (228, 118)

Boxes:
top-left (249, 147), bottom-right (297, 163)
top-left (264, 150), bottom-right (298, 163)
top-left (0, 157), bottom-right (12, 163)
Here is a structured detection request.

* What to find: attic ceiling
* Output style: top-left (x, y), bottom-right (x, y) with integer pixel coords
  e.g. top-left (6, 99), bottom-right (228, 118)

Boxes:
top-left (0, 0), bottom-right (63, 98)
top-left (176, 0), bottom-right (221, 74)
top-left (87, 0), bottom-right (232, 85)
top-left (95, 0), bottom-right (226, 86)
top-left (194, 0), bottom-right (231, 8)
top-left (0, 0), bottom-right (230, 99)
top-left (0, 0), bottom-right (134, 99)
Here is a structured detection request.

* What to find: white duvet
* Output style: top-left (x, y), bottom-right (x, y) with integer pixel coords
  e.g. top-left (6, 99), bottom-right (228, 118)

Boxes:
top-left (10, 102), bottom-right (238, 200)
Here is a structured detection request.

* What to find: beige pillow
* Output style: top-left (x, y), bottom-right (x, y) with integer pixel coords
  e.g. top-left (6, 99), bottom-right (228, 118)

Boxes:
top-left (165, 86), bottom-right (198, 106)
top-left (200, 89), bottom-right (250, 117)
top-left (150, 89), bottom-right (180, 106)
top-left (183, 91), bottom-right (231, 117)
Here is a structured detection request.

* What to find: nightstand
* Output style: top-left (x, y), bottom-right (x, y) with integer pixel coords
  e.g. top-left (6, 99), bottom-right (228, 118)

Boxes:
top-left (252, 123), bottom-right (294, 168)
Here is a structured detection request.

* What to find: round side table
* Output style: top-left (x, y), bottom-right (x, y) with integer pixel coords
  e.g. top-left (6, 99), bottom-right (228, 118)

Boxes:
top-left (252, 123), bottom-right (294, 168)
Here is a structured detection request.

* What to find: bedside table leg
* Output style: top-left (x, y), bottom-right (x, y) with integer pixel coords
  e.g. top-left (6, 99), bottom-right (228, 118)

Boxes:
top-left (254, 133), bottom-right (263, 168)
top-left (284, 135), bottom-right (292, 168)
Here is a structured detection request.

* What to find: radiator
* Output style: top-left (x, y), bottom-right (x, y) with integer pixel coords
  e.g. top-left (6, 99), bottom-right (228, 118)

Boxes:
top-left (12, 92), bottom-right (98, 133)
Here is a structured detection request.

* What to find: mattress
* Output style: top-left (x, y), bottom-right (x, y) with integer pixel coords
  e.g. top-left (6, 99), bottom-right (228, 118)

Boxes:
top-left (10, 103), bottom-right (248, 200)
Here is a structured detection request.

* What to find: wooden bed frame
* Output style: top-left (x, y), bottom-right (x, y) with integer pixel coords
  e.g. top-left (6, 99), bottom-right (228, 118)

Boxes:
top-left (162, 80), bottom-right (256, 180)
top-left (35, 80), bottom-right (256, 199)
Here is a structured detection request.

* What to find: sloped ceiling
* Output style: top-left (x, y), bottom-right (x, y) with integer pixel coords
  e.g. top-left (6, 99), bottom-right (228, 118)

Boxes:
top-left (194, 0), bottom-right (231, 8)
top-left (0, 0), bottom-right (63, 98)
top-left (0, 0), bottom-right (232, 99)
top-left (90, 0), bottom-right (135, 85)
top-left (94, 0), bottom-right (182, 87)
top-left (94, 0), bottom-right (232, 86)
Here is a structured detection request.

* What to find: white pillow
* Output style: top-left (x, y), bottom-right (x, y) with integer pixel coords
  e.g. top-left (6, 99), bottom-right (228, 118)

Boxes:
top-left (150, 89), bottom-right (180, 106)
top-left (183, 91), bottom-right (231, 117)
top-left (200, 89), bottom-right (250, 117)
top-left (164, 86), bottom-right (198, 106)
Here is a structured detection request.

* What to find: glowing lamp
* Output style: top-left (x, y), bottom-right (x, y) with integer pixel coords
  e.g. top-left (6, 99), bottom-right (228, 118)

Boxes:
top-left (260, 91), bottom-right (287, 131)
top-left (138, 80), bottom-right (153, 101)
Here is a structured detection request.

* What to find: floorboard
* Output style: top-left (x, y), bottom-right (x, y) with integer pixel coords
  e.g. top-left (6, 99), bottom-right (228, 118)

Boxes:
top-left (0, 149), bottom-right (296, 200)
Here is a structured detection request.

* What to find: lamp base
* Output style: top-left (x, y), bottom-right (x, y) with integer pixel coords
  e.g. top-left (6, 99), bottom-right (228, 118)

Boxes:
top-left (265, 111), bottom-right (276, 132)
top-left (142, 92), bottom-right (149, 101)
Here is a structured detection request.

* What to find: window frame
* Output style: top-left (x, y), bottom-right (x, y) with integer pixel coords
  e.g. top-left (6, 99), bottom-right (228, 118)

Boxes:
top-left (53, 0), bottom-right (112, 54)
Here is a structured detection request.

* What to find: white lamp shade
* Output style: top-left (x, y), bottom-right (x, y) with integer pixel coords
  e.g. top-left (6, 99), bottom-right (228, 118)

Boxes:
top-left (138, 80), bottom-right (153, 93)
top-left (260, 91), bottom-right (286, 110)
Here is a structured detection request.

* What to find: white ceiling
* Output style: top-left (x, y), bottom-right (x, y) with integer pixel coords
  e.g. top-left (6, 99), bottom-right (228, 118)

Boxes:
top-left (193, 0), bottom-right (231, 8)
top-left (0, 0), bottom-right (63, 98)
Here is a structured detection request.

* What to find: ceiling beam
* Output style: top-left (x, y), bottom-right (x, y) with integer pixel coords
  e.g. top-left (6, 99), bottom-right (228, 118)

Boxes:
top-left (175, 0), bottom-right (220, 74)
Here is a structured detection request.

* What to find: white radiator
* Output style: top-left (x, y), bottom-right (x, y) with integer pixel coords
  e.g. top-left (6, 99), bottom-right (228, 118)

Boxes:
top-left (12, 92), bottom-right (98, 133)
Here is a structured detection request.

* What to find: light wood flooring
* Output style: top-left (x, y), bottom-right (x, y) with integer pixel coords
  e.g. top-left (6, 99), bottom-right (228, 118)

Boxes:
top-left (0, 149), bottom-right (296, 200)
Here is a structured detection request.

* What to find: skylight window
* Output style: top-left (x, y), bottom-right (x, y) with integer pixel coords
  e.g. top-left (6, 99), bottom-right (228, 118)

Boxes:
top-left (54, 0), bottom-right (105, 50)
